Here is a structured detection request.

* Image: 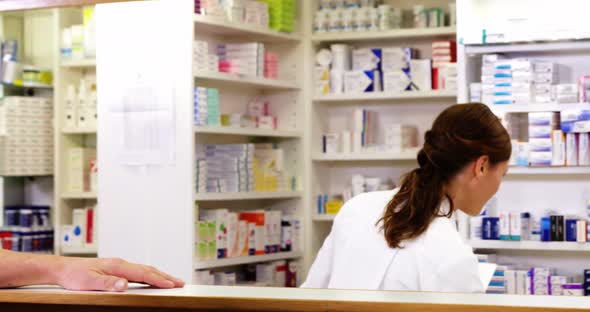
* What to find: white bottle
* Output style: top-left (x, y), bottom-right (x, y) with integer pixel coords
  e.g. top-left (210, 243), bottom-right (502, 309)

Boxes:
top-left (65, 84), bottom-right (78, 128)
top-left (78, 79), bottom-right (89, 128)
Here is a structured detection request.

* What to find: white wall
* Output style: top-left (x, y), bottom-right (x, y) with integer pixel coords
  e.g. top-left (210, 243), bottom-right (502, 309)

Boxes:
top-left (96, 0), bottom-right (194, 282)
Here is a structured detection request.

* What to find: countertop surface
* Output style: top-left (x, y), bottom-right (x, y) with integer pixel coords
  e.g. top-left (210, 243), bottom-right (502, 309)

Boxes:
top-left (1, 284), bottom-right (590, 311)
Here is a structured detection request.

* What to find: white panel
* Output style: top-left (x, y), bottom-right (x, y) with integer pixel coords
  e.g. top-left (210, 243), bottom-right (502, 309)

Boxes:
top-left (96, 0), bottom-right (194, 281)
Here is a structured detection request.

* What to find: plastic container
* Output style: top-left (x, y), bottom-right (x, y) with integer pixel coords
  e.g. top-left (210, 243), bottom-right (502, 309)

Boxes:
top-left (19, 208), bottom-right (34, 228)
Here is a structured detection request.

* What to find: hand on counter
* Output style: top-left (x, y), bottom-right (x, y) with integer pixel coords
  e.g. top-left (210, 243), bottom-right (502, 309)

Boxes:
top-left (55, 257), bottom-right (185, 292)
top-left (0, 249), bottom-right (185, 292)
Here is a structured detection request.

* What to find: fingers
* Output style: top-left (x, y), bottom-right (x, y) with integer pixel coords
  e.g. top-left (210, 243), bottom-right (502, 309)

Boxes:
top-left (79, 272), bottom-right (128, 292)
top-left (100, 258), bottom-right (183, 289)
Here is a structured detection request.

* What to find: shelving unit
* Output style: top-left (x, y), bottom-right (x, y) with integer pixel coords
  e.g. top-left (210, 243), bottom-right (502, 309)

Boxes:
top-left (97, 0), bottom-right (305, 284)
top-left (194, 71), bottom-right (299, 90)
top-left (457, 0), bottom-right (590, 278)
top-left (60, 192), bottom-right (97, 199)
top-left (194, 191), bottom-right (302, 201)
top-left (507, 166), bottom-right (590, 175)
top-left (53, 6), bottom-right (98, 256)
top-left (194, 14), bottom-right (301, 43)
top-left (312, 214), bottom-right (336, 222)
top-left (60, 58), bottom-right (96, 68)
top-left (194, 252), bottom-right (303, 270)
top-left (62, 127), bottom-right (97, 134)
top-left (61, 245), bottom-right (98, 255)
top-left (312, 150), bottom-right (418, 162)
top-left (311, 26), bottom-right (456, 43)
top-left (468, 240), bottom-right (590, 252)
top-left (313, 90), bottom-right (457, 103)
top-left (194, 126), bottom-right (301, 138)
top-left (306, 0), bottom-right (458, 277)
top-left (0, 10), bottom-right (57, 255)
top-left (489, 103), bottom-right (590, 114)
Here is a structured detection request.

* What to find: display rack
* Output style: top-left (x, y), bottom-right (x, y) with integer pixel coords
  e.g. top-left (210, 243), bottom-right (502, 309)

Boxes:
top-left (53, 6), bottom-right (98, 257)
top-left (304, 0), bottom-right (459, 275)
top-left (311, 26), bottom-right (456, 43)
top-left (194, 251), bottom-right (303, 270)
top-left (194, 71), bottom-right (299, 90)
top-left (192, 3), bottom-right (305, 279)
top-left (313, 90), bottom-right (456, 103)
top-left (194, 126), bottom-right (302, 138)
top-left (467, 240), bottom-right (590, 252)
top-left (194, 191), bottom-right (302, 201)
top-left (457, 0), bottom-right (590, 278)
top-left (0, 10), bottom-right (56, 255)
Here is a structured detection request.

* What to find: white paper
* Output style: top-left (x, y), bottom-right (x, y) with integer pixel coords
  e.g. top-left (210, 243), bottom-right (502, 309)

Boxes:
top-left (110, 80), bottom-right (175, 166)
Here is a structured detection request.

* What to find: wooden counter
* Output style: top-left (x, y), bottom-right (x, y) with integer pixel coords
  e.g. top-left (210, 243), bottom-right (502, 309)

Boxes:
top-left (1, 284), bottom-right (590, 311)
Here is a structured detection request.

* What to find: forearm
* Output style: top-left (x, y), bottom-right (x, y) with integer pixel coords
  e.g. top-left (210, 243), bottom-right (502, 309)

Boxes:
top-left (0, 249), bottom-right (64, 288)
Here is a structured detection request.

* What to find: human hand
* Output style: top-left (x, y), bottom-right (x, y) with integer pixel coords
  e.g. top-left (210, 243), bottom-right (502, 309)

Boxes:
top-left (52, 257), bottom-right (185, 292)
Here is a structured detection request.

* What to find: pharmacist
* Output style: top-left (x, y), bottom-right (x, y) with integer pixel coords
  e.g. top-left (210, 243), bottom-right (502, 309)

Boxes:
top-left (303, 103), bottom-right (511, 292)
top-left (0, 249), bottom-right (184, 291)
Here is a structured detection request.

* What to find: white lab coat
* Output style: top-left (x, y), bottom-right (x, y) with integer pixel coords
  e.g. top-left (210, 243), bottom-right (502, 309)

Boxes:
top-left (302, 189), bottom-right (484, 293)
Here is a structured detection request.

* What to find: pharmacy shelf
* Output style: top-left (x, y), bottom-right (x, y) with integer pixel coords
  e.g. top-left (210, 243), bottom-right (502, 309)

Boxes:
top-left (195, 71), bottom-right (299, 90)
top-left (313, 90), bottom-right (457, 103)
top-left (468, 240), bottom-right (590, 252)
top-left (464, 40), bottom-right (590, 55)
top-left (313, 150), bottom-right (418, 162)
top-left (313, 214), bottom-right (336, 222)
top-left (194, 251), bottom-right (302, 270)
top-left (3, 82), bottom-right (53, 89)
top-left (507, 167), bottom-right (590, 175)
top-left (490, 103), bottom-right (590, 114)
top-left (62, 127), bottom-right (97, 134)
top-left (311, 26), bottom-right (456, 43)
top-left (194, 14), bottom-right (300, 43)
top-left (194, 191), bottom-right (302, 201)
top-left (61, 245), bottom-right (97, 255)
top-left (61, 192), bottom-right (97, 199)
top-left (194, 126), bottom-right (302, 138)
top-left (60, 59), bottom-right (96, 68)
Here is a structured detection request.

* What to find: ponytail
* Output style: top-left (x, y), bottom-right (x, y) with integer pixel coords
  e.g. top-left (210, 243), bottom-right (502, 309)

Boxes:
top-left (378, 149), bottom-right (452, 248)
top-left (377, 103), bottom-right (512, 249)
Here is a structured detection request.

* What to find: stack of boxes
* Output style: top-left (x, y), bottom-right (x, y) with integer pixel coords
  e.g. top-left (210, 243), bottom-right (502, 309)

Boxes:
top-left (218, 43), bottom-right (265, 77)
top-left (264, 52), bottom-right (279, 80)
top-left (195, 144), bottom-right (254, 193)
top-left (533, 62), bottom-right (557, 103)
top-left (253, 144), bottom-right (291, 192)
top-left (195, 143), bottom-right (298, 194)
top-left (0, 96), bottom-right (53, 176)
top-left (0, 205), bottom-right (53, 253)
top-left (528, 112), bottom-right (561, 166)
top-left (554, 84), bottom-right (578, 103)
top-left (491, 58), bottom-right (533, 105)
top-left (194, 40), bottom-right (218, 73)
top-left (193, 86), bottom-right (220, 127)
top-left (560, 109), bottom-right (590, 166)
top-left (244, 0), bottom-right (270, 28)
top-left (431, 41), bottom-right (457, 90)
top-left (382, 47), bottom-right (414, 92)
top-left (262, 0), bottom-right (295, 33)
top-left (195, 207), bottom-right (299, 260)
top-left (193, 260), bottom-right (298, 287)
top-left (60, 206), bottom-right (96, 251)
top-left (198, 0), bottom-right (226, 18)
top-left (384, 124), bottom-right (419, 152)
top-left (67, 147), bottom-right (97, 193)
top-left (346, 48), bottom-right (382, 94)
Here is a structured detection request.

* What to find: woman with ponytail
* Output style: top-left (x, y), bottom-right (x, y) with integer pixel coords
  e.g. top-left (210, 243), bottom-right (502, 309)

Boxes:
top-left (302, 103), bottom-right (511, 293)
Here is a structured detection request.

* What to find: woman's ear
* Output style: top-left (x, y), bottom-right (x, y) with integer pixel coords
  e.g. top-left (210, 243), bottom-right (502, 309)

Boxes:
top-left (475, 155), bottom-right (489, 177)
